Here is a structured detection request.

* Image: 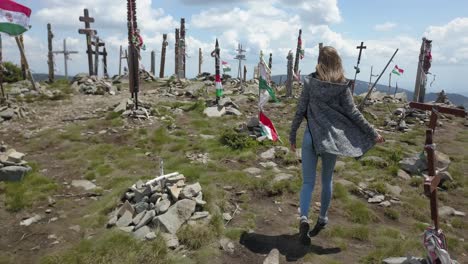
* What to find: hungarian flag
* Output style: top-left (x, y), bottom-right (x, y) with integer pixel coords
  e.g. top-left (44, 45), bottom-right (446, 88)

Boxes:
top-left (215, 73), bottom-right (223, 98)
top-left (259, 111), bottom-right (279, 142)
top-left (0, 0), bottom-right (31, 36)
top-left (392, 65), bottom-right (404, 76)
top-left (258, 60), bottom-right (277, 110)
top-left (222, 61), bottom-right (231, 73)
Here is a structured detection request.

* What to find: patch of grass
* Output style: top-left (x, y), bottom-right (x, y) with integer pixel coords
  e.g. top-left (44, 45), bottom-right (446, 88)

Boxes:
top-left (451, 218), bottom-right (467, 229)
top-left (224, 228), bottom-right (246, 241)
top-left (383, 208), bottom-right (400, 221)
top-left (177, 224), bottom-right (215, 250)
top-left (344, 199), bottom-right (377, 225)
top-left (4, 167), bottom-right (58, 212)
top-left (219, 128), bottom-right (258, 150)
top-left (325, 225), bottom-right (370, 241)
top-left (409, 176), bottom-right (424, 187)
top-left (368, 181), bottom-right (388, 195)
top-left (190, 245), bottom-right (220, 264)
top-left (333, 183), bottom-right (349, 201)
top-left (40, 231), bottom-right (170, 264)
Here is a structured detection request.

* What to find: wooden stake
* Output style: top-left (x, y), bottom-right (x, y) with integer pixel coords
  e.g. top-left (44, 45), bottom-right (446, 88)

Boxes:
top-left (14, 36), bottom-right (37, 90)
top-left (286, 50), bottom-right (294, 98)
top-left (0, 34), bottom-right (5, 99)
top-left (19, 35), bottom-right (26, 80)
top-left (47, 24), bottom-right (54, 83)
top-left (198, 48), bottom-right (202, 76)
top-left (150, 50), bottom-right (156, 76)
top-left (160, 34), bottom-right (168, 78)
top-left (175, 28), bottom-right (179, 76)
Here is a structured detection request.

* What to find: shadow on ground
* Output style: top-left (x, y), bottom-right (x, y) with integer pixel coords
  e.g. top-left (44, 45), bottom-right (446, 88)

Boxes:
top-left (239, 232), bottom-right (341, 262)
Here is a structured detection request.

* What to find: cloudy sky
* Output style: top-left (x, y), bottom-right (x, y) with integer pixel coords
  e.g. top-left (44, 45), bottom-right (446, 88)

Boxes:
top-left (2, 0), bottom-right (468, 95)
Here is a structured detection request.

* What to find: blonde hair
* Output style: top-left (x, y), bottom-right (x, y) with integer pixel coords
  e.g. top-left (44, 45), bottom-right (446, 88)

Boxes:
top-left (316, 46), bottom-right (346, 83)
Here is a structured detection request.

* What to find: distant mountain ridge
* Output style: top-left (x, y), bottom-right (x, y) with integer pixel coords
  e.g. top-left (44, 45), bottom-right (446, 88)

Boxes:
top-left (271, 75), bottom-right (468, 109)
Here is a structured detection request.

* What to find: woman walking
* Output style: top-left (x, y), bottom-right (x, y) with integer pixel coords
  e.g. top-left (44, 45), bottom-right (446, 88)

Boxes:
top-left (289, 46), bottom-right (384, 245)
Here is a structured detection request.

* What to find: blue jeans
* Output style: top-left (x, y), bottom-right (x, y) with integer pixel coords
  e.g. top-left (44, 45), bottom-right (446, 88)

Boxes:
top-left (300, 127), bottom-right (337, 223)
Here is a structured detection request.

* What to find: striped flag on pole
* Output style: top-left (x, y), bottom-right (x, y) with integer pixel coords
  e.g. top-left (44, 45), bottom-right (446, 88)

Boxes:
top-left (0, 0), bottom-right (31, 36)
top-left (259, 111), bottom-right (279, 142)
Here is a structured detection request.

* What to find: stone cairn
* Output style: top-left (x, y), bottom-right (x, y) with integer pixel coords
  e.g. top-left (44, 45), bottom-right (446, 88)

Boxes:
top-left (434, 90), bottom-right (452, 105)
top-left (203, 97), bottom-right (242, 118)
top-left (0, 143), bottom-right (31, 182)
top-left (112, 98), bottom-right (153, 119)
top-left (71, 74), bottom-right (117, 95)
top-left (236, 116), bottom-right (269, 142)
top-left (106, 172), bottom-right (210, 248)
top-left (5, 80), bottom-right (61, 99)
top-left (0, 100), bottom-right (29, 123)
top-left (359, 90), bottom-right (407, 105)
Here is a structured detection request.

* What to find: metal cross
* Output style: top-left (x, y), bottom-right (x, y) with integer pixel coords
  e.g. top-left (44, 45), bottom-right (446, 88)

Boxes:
top-left (52, 39), bottom-right (78, 79)
top-left (351, 41), bottom-right (367, 95)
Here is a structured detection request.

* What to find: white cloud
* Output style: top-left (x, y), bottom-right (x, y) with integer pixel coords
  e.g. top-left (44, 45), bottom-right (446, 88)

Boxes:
top-left (374, 22), bottom-right (397, 32)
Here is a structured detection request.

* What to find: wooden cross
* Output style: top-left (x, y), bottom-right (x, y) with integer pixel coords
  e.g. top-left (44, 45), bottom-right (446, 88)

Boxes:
top-left (53, 39), bottom-right (78, 79)
top-left (78, 9), bottom-right (97, 76)
top-left (118, 45), bottom-right (128, 76)
top-left (351, 41), bottom-right (367, 95)
top-left (99, 46), bottom-right (108, 78)
top-left (91, 37), bottom-right (105, 77)
top-left (409, 102), bottom-right (467, 232)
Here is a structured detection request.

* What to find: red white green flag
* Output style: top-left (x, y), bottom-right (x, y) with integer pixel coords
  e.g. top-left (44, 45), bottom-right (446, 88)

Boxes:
top-left (0, 0), bottom-right (31, 36)
top-left (392, 65), bottom-right (404, 76)
top-left (259, 111), bottom-right (279, 142)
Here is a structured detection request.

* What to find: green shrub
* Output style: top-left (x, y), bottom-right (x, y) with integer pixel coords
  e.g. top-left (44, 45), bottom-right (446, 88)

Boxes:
top-left (383, 208), bottom-right (400, 220)
top-left (219, 129), bottom-right (257, 150)
top-left (2, 61), bottom-right (23, 83)
top-left (177, 224), bottom-right (214, 250)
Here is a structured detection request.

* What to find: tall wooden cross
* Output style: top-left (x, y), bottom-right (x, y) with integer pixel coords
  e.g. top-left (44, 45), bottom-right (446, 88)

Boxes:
top-left (351, 41), bottom-right (366, 95)
top-left (293, 29), bottom-right (302, 76)
top-left (52, 39), bottom-right (78, 79)
top-left (100, 46), bottom-right (108, 78)
top-left (78, 9), bottom-right (97, 76)
top-left (409, 102), bottom-right (466, 232)
top-left (91, 37), bottom-right (105, 77)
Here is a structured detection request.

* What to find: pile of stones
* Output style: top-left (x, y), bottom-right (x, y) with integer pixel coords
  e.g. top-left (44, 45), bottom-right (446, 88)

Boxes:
top-left (0, 100), bottom-right (29, 123)
top-left (359, 91), bottom-right (407, 105)
top-left (399, 150), bottom-right (453, 184)
top-left (0, 144), bottom-right (31, 182)
top-left (434, 90), bottom-right (452, 105)
top-left (6, 80), bottom-right (61, 99)
top-left (107, 173), bottom-right (210, 249)
top-left (112, 98), bottom-right (153, 119)
top-left (236, 116), bottom-right (268, 142)
top-left (71, 74), bottom-right (117, 95)
top-left (203, 97), bottom-right (242, 117)
top-left (139, 69), bottom-right (157, 82)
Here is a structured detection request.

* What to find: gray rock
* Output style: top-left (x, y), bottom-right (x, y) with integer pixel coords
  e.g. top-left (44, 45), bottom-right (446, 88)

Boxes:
top-left (20, 214), bottom-right (42, 226)
top-left (133, 225), bottom-right (151, 240)
top-left (116, 210), bottom-right (133, 227)
top-left (7, 150), bottom-right (25, 163)
top-left (399, 153), bottom-right (426, 174)
top-left (383, 256), bottom-right (425, 264)
top-left (260, 161), bottom-right (277, 168)
top-left (438, 206), bottom-right (465, 218)
top-left (368, 195), bottom-right (385, 203)
top-left (190, 211), bottom-right (210, 221)
top-left (156, 198), bottom-right (171, 214)
top-left (135, 210), bottom-right (155, 230)
top-left (113, 99), bottom-right (128, 113)
top-left (134, 202), bottom-right (149, 214)
top-left (243, 167), bottom-right (261, 175)
top-left (107, 215), bottom-right (118, 227)
top-left (0, 108), bottom-right (14, 120)
top-left (133, 186), bottom-right (151, 203)
top-left (118, 226), bottom-right (134, 233)
top-left (394, 108), bottom-right (406, 116)
top-left (397, 169), bottom-right (411, 180)
top-left (203, 106), bottom-right (226, 117)
top-left (263, 248), bottom-right (279, 264)
top-left (162, 233), bottom-right (179, 249)
top-left (438, 171), bottom-right (453, 182)
top-left (152, 199), bottom-right (196, 234)
top-left (168, 185), bottom-right (182, 200)
top-left (166, 174), bottom-right (186, 183)
top-left (145, 232), bottom-right (157, 241)
top-left (260, 148), bottom-right (276, 160)
top-left (225, 107), bottom-right (242, 116)
top-left (223, 213), bottom-right (232, 221)
top-left (71, 180), bottom-right (96, 191)
top-left (117, 200), bottom-right (135, 217)
top-left (193, 191), bottom-right (206, 206)
top-left (273, 173), bottom-right (294, 183)
top-left (247, 117), bottom-right (259, 128)
top-left (219, 238), bottom-right (235, 254)
top-left (385, 183), bottom-right (402, 197)
top-left (132, 211), bottom-right (146, 225)
top-left (379, 201), bottom-right (391, 207)
top-left (0, 165), bottom-right (31, 182)
top-left (181, 182), bottom-right (202, 199)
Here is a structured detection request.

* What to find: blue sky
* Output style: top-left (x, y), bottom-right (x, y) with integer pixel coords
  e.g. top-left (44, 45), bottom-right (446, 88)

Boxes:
top-left (2, 0), bottom-right (468, 96)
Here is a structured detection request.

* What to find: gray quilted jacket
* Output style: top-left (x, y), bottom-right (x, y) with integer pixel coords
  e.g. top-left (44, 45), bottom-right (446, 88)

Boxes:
top-left (289, 73), bottom-right (378, 157)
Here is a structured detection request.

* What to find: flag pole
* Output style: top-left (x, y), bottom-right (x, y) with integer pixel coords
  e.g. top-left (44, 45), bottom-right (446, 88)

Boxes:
top-left (14, 36), bottom-right (37, 90)
top-left (0, 33), bottom-right (5, 100)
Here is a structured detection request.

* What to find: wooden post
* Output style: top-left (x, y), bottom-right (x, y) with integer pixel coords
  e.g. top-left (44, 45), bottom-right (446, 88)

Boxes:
top-left (0, 34), bottom-right (5, 99)
top-left (127, 0), bottom-right (140, 109)
top-left (159, 34), bottom-right (168, 78)
top-left (286, 50), bottom-right (294, 98)
top-left (119, 45), bottom-right (122, 76)
top-left (47, 23), bottom-right (54, 83)
top-left (93, 37), bottom-right (101, 77)
top-left (388, 72), bottom-right (392, 94)
top-left (180, 18), bottom-right (186, 79)
top-left (317, 42), bottom-right (323, 63)
top-left (268, 53), bottom-right (272, 71)
top-left (175, 28), bottom-right (179, 76)
top-left (293, 29), bottom-right (302, 76)
top-left (102, 46), bottom-right (108, 78)
top-left (214, 39), bottom-right (222, 104)
top-left (19, 35), bottom-right (26, 80)
top-left (78, 9), bottom-right (97, 76)
top-left (413, 39), bottom-right (425, 102)
top-left (198, 48), bottom-right (202, 76)
top-left (243, 65), bottom-right (247, 83)
top-left (14, 37), bottom-right (37, 90)
top-left (150, 50), bottom-right (155, 76)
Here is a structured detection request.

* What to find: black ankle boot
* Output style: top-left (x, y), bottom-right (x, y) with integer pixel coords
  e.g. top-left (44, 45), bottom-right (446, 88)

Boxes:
top-left (299, 220), bottom-right (311, 245)
top-left (308, 219), bottom-right (327, 237)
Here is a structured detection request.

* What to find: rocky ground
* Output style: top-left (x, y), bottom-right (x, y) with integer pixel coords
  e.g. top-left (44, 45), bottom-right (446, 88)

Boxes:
top-left (0, 75), bottom-right (467, 264)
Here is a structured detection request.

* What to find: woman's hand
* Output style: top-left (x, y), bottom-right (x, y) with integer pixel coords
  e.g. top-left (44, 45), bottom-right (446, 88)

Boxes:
top-left (375, 134), bottom-right (385, 144)
top-left (290, 144), bottom-right (296, 153)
